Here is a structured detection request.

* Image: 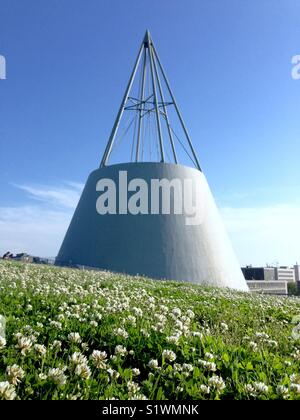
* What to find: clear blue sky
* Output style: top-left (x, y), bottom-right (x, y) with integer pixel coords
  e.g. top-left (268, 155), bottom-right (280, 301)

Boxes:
top-left (0, 0), bottom-right (299, 265)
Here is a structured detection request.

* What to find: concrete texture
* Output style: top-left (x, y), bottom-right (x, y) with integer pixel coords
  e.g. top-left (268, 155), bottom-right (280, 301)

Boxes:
top-left (56, 162), bottom-right (248, 291)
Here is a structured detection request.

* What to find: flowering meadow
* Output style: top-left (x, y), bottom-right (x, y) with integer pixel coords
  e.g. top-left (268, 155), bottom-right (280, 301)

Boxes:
top-left (0, 260), bottom-right (300, 400)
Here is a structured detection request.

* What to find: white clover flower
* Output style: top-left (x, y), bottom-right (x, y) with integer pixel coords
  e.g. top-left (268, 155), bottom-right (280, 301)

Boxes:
top-left (48, 368), bottom-right (67, 387)
top-left (34, 344), bottom-right (47, 357)
top-left (186, 309), bottom-right (195, 319)
top-left (6, 365), bottom-right (25, 386)
top-left (129, 393), bottom-right (147, 400)
top-left (175, 320), bottom-right (183, 330)
top-left (245, 384), bottom-right (256, 396)
top-left (162, 349), bottom-right (176, 362)
top-left (205, 362), bottom-right (217, 372)
top-left (290, 373), bottom-right (300, 384)
top-left (69, 352), bottom-right (88, 366)
top-left (276, 385), bottom-right (289, 398)
top-left (140, 329), bottom-right (150, 338)
top-left (74, 363), bottom-right (91, 380)
top-left (267, 340), bottom-right (278, 348)
top-left (127, 316), bottom-right (136, 325)
top-left (208, 375), bottom-right (226, 392)
top-left (181, 363), bottom-right (194, 377)
top-left (0, 336), bottom-right (6, 349)
top-left (49, 321), bottom-right (62, 330)
top-left (132, 307), bottom-right (143, 317)
top-left (172, 308), bottom-right (181, 317)
top-left (91, 350), bottom-right (107, 369)
top-left (127, 381), bottom-right (140, 395)
top-left (220, 322), bottom-right (229, 331)
top-left (132, 368), bottom-right (140, 376)
top-left (68, 332), bottom-right (82, 344)
top-left (199, 385), bottom-right (210, 394)
top-left (181, 325), bottom-right (190, 335)
top-left (172, 363), bottom-right (180, 372)
top-left (166, 335), bottom-right (181, 345)
top-left (148, 359), bottom-right (159, 369)
top-left (16, 336), bottom-right (33, 356)
top-left (90, 320), bottom-right (98, 327)
top-left (192, 332), bottom-right (203, 339)
top-left (114, 345), bottom-right (127, 357)
top-left (0, 381), bottom-right (16, 400)
top-left (154, 313), bottom-right (167, 323)
top-left (114, 327), bottom-right (129, 339)
top-left (245, 382), bottom-right (268, 396)
top-left (249, 341), bottom-right (258, 351)
top-left (290, 383), bottom-right (300, 394)
top-left (107, 368), bottom-right (120, 380)
top-left (81, 342), bottom-right (89, 352)
top-left (198, 359), bottom-right (217, 372)
top-left (255, 332), bottom-right (269, 340)
top-left (51, 340), bottom-right (62, 351)
top-left (204, 327), bottom-right (211, 335)
top-left (205, 352), bottom-right (214, 360)
top-left (129, 350), bottom-right (135, 355)
top-left (38, 373), bottom-right (47, 380)
top-left (14, 333), bottom-right (23, 343)
top-left (152, 322), bottom-right (165, 333)
top-left (159, 305), bottom-right (169, 314)
top-left (253, 382), bottom-right (269, 394)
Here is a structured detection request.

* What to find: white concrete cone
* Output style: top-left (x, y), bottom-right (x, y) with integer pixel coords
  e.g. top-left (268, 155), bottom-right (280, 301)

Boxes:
top-left (56, 163), bottom-right (249, 292)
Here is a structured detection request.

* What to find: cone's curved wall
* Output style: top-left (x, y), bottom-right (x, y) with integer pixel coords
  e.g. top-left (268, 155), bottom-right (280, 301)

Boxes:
top-left (56, 162), bottom-right (248, 291)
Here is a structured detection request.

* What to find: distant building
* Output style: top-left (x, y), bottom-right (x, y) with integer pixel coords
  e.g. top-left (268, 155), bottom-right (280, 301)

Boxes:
top-left (242, 266), bottom-right (275, 281)
top-left (242, 266), bottom-right (296, 282)
top-left (275, 267), bottom-right (295, 283)
top-left (294, 264), bottom-right (300, 282)
top-left (294, 265), bottom-right (300, 293)
top-left (242, 264), bottom-right (300, 295)
top-left (246, 280), bottom-right (288, 295)
top-left (32, 256), bottom-right (55, 265)
top-left (2, 252), bottom-right (55, 265)
top-left (14, 253), bottom-right (33, 263)
top-left (2, 251), bottom-right (13, 260)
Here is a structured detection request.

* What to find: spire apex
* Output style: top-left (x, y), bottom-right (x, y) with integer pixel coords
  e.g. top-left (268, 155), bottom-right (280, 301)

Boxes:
top-left (143, 30), bottom-right (151, 46)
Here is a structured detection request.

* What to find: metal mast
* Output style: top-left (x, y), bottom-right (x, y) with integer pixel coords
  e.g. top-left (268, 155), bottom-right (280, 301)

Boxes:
top-left (135, 47), bottom-right (147, 162)
top-left (151, 41), bottom-right (201, 171)
top-left (100, 30), bottom-right (201, 171)
top-left (100, 42), bottom-right (144, 167)
top-left (146, 31), bottom-right (164, 162)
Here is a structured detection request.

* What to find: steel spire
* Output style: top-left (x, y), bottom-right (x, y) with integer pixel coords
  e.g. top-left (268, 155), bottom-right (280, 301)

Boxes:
top-left (100, 30), bottom-right (201, 171)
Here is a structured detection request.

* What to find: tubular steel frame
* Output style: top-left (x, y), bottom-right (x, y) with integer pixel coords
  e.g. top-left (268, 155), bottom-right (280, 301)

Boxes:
top-left (100, 30), bottom-right (201, 171)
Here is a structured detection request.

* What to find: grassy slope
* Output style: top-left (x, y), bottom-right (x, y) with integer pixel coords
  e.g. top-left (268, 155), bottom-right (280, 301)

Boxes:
top-left (0, 260), bottom-right (300, 400)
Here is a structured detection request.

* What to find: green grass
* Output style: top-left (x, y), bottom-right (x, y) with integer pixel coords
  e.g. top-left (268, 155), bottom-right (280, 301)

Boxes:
top-left (0, 259), bottom-right (300, 400)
